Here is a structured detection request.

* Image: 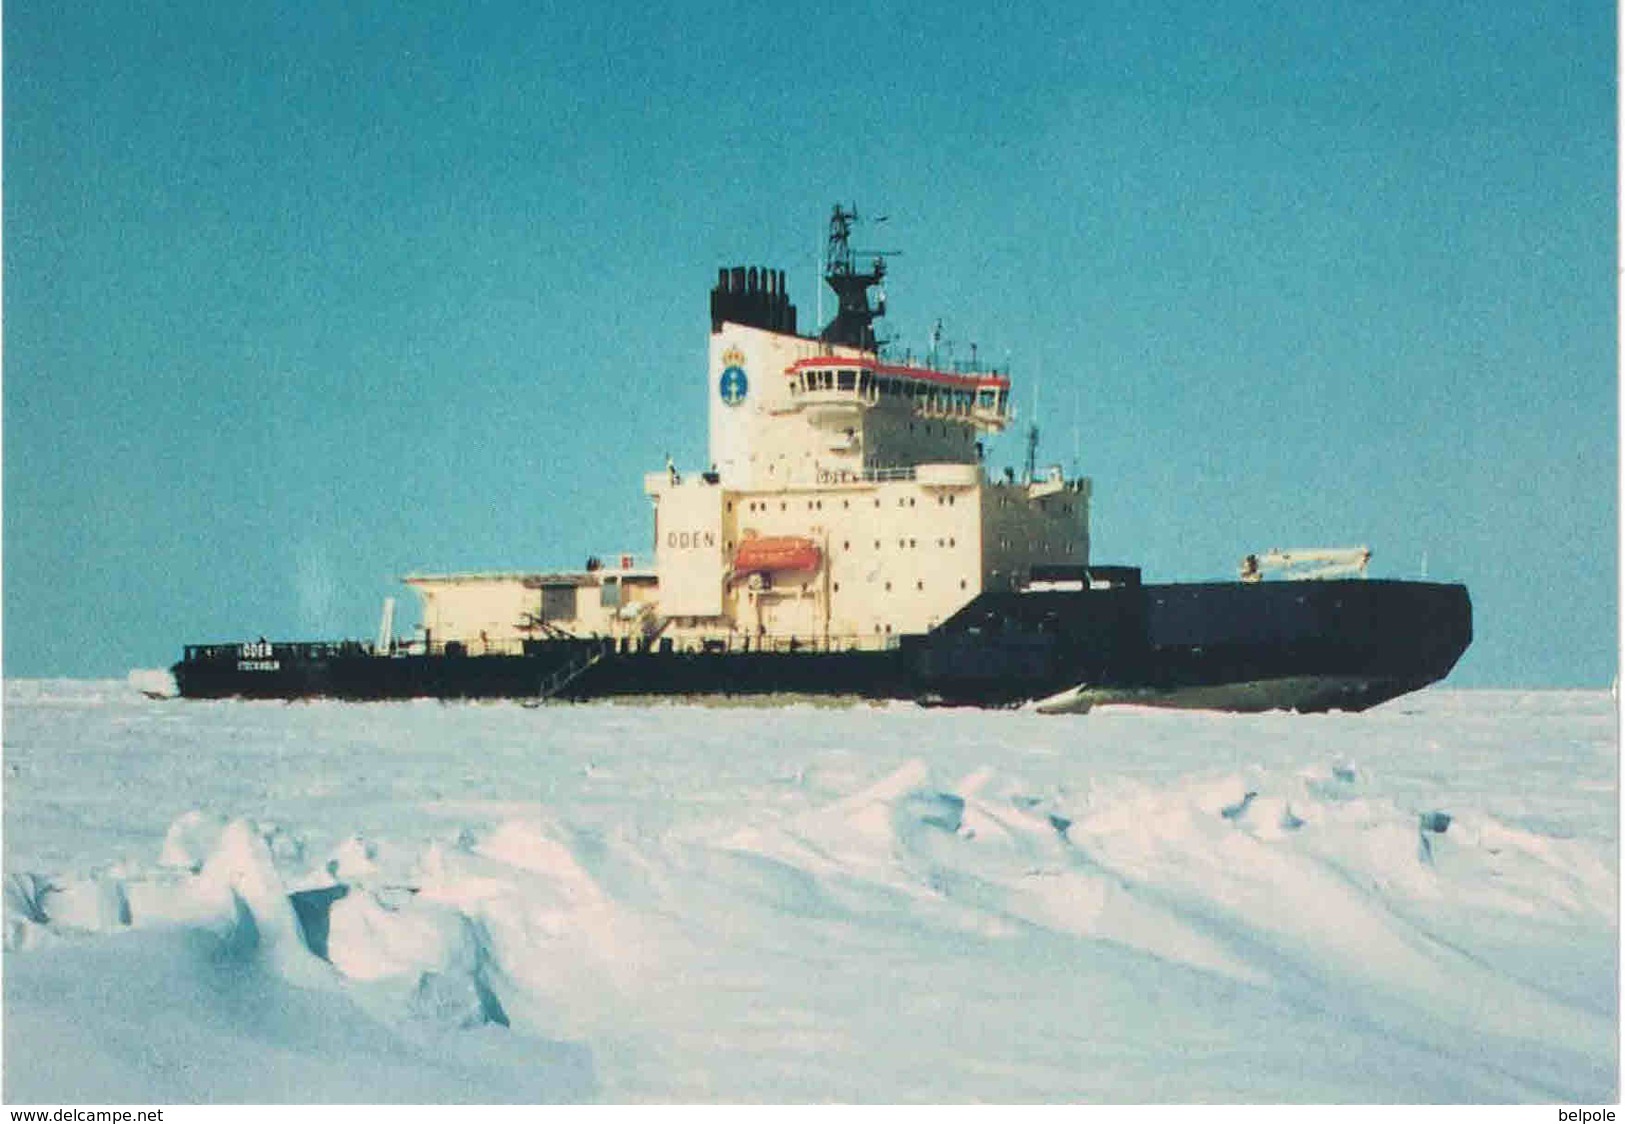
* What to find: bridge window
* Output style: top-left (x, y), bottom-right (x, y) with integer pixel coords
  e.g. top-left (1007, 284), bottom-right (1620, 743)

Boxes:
top-left (838, 369), bottom-right (856, 391)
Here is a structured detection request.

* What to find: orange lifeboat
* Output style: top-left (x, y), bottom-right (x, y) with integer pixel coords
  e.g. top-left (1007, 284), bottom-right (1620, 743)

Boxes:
top-left (732, 536), bottom-right (821, 577)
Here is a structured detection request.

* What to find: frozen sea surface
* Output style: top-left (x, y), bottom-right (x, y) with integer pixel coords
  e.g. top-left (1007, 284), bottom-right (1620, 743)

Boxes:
top-left (2, 682), bottom-right (1617, 1103)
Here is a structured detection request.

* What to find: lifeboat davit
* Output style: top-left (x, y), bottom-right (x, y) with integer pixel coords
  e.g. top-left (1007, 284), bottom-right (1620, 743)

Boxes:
top-left (732, 535), bottom-right (821, 576)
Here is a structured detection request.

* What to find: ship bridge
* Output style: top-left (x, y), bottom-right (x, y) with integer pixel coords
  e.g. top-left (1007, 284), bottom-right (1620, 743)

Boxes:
top-left (707, 205), bottom-right (1032, 490)
top-left (783, 355), bottom-right (1011, 432)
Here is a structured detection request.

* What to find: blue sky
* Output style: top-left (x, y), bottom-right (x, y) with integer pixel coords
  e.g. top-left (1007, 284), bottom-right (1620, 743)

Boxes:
top-left (5, 0), bottom-right (1615, 685)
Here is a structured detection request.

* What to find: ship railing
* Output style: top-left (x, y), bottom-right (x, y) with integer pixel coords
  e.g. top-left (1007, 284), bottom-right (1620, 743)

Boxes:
top-left (182, 637), bottom-right (538, 663)
top-left (862, 466), bottom-right (918, 483)
top-left (803, 347), bottom-right (1010, 379)
top-left (184, 632), bottom-right (907, 665)
top-left (181, 640), bottom-right (369, 664)
top-left (888, 353), bottom-right (1010, 378)
top-left (812, 465), bottom-right (921, 486)
top-left (645, 633), bottom-right (903, 655)
top-left (428, 637), bottom-right (533, 657)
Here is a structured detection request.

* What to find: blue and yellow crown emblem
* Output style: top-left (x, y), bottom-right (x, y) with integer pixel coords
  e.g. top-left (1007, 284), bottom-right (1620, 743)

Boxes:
top-left (718, 346), bottom-right (749, 407)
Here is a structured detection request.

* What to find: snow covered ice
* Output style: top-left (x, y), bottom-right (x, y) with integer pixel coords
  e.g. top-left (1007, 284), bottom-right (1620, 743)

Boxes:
top-left (2, 682), bottom-right (1616, 1103)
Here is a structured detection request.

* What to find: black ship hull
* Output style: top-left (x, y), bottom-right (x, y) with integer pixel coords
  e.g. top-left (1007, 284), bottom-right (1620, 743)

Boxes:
top-left (173, 578), bottom-right (1471, 713)
top-left (918, 578), bottom-right (1472, 712)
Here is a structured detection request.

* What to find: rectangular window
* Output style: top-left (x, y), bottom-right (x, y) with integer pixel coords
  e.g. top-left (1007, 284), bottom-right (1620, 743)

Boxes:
top-left (542, 584), bottom-right (577, 622)
top-left (599, 577), bottom-right (622, 609)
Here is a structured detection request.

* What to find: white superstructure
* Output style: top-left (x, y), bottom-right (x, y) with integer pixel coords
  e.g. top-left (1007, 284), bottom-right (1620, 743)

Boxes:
top-left (409, 208), bottom-right (1090, 655)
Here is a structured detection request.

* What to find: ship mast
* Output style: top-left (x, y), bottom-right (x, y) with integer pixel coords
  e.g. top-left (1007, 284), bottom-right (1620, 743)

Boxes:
top-left (819, 205), bottom-right (889, 351)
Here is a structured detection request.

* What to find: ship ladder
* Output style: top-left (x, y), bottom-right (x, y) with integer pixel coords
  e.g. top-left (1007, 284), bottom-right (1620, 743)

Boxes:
top-left (525, 648), bottom-right (607, 706)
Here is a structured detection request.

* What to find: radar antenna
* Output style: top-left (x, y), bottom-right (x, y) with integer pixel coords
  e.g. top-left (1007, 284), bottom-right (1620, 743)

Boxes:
top-left (819, 205), bottom-right (895, 351)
